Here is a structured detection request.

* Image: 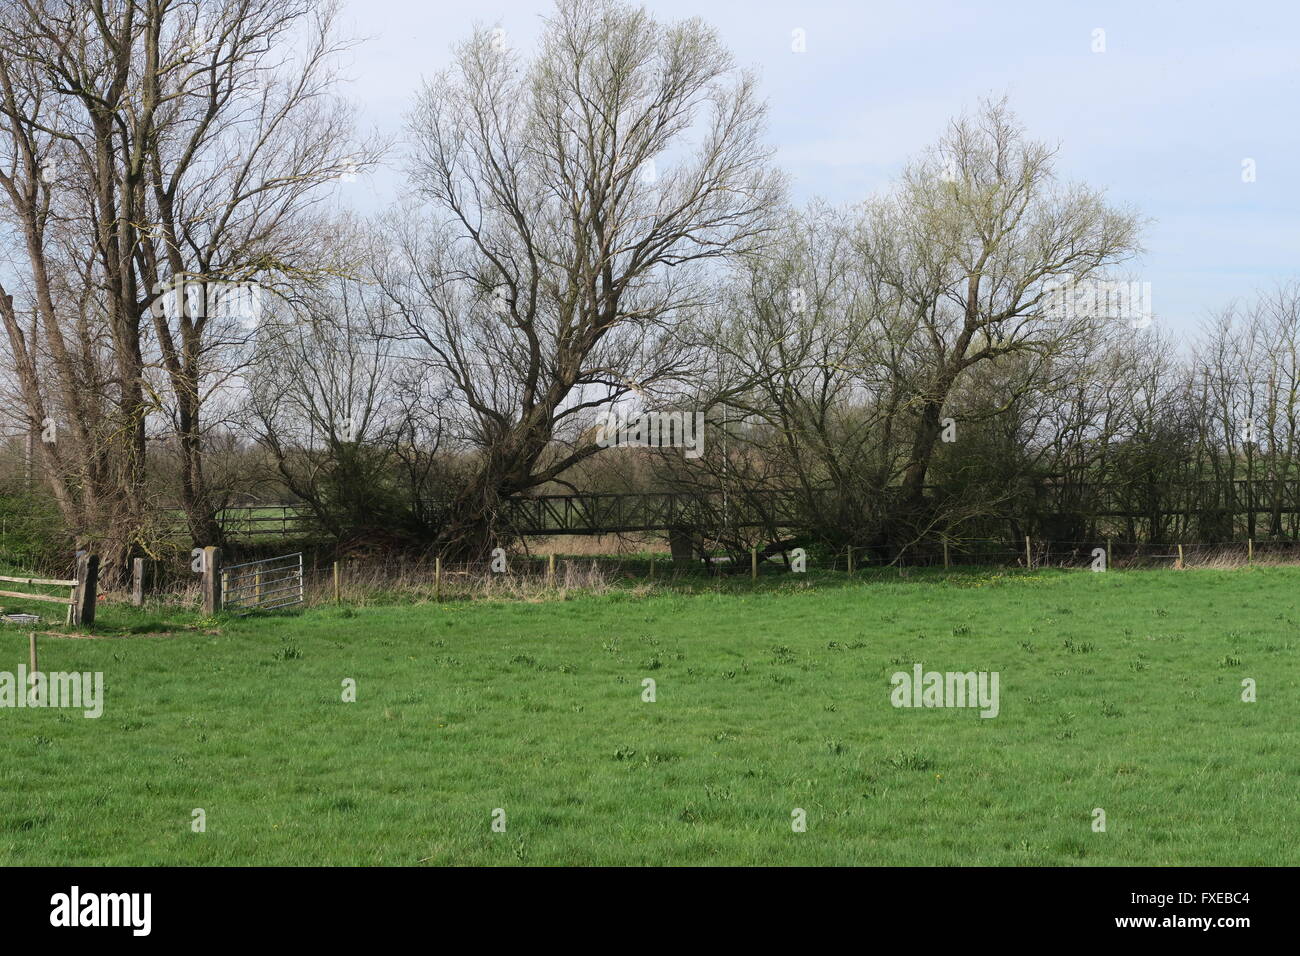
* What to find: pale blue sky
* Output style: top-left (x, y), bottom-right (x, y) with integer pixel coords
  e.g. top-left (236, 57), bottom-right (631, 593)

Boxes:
top-left (336, 0), bottom-right (1300, 334)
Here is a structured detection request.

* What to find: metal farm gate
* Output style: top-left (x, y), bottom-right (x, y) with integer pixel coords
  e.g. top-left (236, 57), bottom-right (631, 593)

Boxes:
top-left (221, 552), bottom-right (304, 612)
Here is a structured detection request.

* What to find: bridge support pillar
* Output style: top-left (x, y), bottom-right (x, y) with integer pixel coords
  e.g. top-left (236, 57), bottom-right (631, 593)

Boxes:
top-left (669, 528), bottom-right (696, 568)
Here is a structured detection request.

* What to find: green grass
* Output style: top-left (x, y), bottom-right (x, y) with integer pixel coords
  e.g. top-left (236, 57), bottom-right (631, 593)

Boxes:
top-left (1, 566), bottom-right (1296, 865)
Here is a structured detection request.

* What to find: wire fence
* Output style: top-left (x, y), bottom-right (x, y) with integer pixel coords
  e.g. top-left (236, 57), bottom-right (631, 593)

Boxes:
top-left (69, 536), bottom-right (1300, 612)
top-left (6, 531), bottom-right (1299, 616)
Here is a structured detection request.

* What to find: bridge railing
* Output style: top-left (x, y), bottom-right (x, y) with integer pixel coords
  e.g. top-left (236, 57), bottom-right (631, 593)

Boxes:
top-left (161, 477), bottom-right (1300, 540)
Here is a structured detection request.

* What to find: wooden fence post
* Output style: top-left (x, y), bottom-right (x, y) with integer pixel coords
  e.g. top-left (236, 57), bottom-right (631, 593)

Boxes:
top-left (131, 557), bottom-right (144, 607)
top-left (1024, 535), bottom-right (1032, 570)
top-left (751, 546), bottom-right (758, 581)
top-left (1248, 538), bottom-right (1253, 564)
top-left (942, 537), bottom-right (950, 569)
top-left (333, 561), bottom-right (341, 604)
top-left (1177, 544), bottom-right (1184, 569)
top-left (648, 554), bottom-right (655, 581)
top-left (435, 556), bottom-right (442, 602)
top-left (72, 552), bottom-right (99, 627)
top-left (1107, 537), bottom-right (1113, 569)
top-left (846, 546), bottom-right (854, 576)
top-left (26, 631), bottom-right (37, 705)
top-left (547, 553), bottom-right (556, 588)
top-left (201, 546), bottom-right (222, 615)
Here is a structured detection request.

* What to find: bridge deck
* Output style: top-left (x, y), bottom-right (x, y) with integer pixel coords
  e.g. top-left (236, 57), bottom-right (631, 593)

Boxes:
top-left (182, 479), bottom-right (1300, 538)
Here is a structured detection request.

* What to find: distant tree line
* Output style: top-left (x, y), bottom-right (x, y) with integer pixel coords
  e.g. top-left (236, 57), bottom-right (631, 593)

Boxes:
top-left (1, 0), bottom-right (1297, 578)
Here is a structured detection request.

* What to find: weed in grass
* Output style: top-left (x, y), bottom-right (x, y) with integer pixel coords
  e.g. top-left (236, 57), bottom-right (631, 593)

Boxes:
top-left (886, 749), bottom-right (936, 772)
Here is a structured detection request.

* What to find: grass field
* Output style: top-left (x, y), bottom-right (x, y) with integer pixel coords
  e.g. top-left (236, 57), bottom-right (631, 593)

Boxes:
top-left (1, 566), bottom-right (1296, 865)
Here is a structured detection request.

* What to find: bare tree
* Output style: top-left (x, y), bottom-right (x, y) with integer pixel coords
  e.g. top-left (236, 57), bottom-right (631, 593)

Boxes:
top-left (245, 270), bottom-right (451, 544)
top-left (858, 98), bottom-right (1143, 535)
top-left (0, 0), bottom-right (378, 581)
top-left (377, 0), bottom-right (784, 559)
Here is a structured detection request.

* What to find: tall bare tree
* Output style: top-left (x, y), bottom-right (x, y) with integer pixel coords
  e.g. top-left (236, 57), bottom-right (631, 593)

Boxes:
top-left (378, 0), bottom-right (784, 558)
top-left (0, 0), bottom-right (377, 581)
top-left (858, 98), bottom-right (1143, 528)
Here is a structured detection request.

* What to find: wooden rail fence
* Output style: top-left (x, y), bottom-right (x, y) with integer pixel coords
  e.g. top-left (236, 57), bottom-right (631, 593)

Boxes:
top-left (0, 552), bottom-right (99, 625)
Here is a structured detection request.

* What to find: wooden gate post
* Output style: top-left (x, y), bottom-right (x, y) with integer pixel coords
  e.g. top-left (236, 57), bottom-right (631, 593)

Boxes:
top-left (202, 546), bottom-right (223, 615)
top-left (132, 557), bottom-right (144, 607)
top-left (72, 552), bottom-right (99, 627)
